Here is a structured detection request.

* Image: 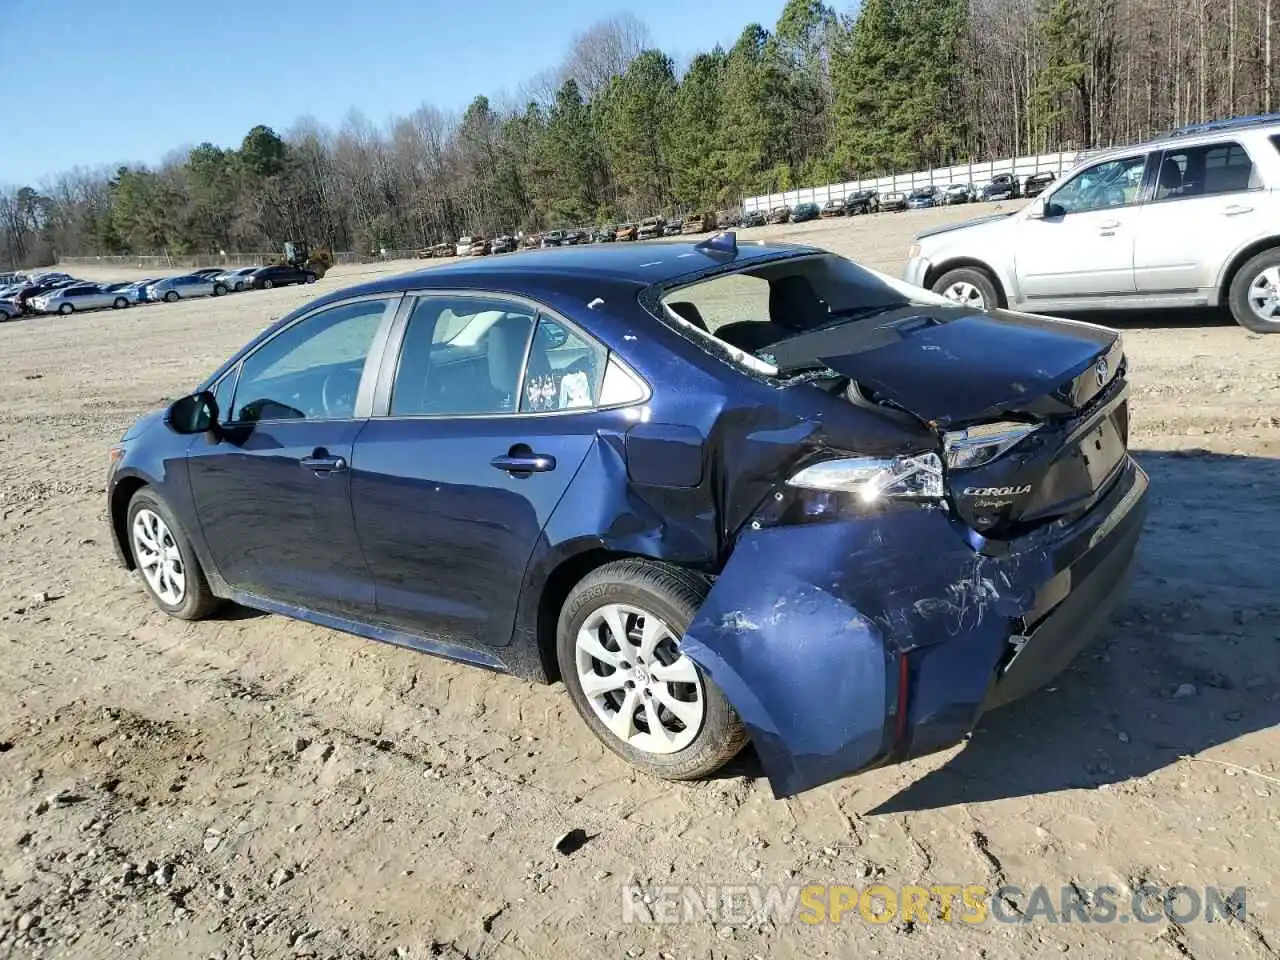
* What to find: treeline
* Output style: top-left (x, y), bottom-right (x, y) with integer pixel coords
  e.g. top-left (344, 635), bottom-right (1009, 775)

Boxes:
top-left (2, 0), bottom-right (1276, 267)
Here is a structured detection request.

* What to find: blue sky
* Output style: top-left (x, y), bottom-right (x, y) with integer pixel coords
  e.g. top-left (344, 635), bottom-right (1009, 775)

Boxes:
top-left (6, 0), bottom-right (788, 186)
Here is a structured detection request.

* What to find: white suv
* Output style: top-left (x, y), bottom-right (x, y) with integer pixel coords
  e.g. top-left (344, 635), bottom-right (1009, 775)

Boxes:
top-left (904, 115), bottom-right (1280, 332)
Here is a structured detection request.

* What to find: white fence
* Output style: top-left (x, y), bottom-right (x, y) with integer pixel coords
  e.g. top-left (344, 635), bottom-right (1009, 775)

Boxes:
top-left (742, 150), bottom-right (1099, 212)
top-left (57, 252), bottom-right (276, 270)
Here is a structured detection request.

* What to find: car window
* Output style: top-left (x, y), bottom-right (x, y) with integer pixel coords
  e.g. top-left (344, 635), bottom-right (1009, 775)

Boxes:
top-left (1155, 141), bottom-right (1258, 200)
top-left (230, 298), bottom-right (389, 422)
top-left (389, 296), bottom-right (536, 417)
top-left (520, 316), bottom-right (607, 412)
top-left (1050, 155), bottom-right (1148, 214)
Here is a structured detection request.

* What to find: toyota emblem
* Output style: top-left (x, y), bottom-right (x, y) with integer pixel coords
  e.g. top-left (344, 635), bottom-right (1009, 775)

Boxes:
top-left (1095, 357), bottom-right (1109, 387)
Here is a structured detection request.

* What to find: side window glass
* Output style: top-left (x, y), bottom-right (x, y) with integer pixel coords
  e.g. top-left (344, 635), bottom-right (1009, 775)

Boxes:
top-left (211, 367), bottom-right (239, 423)
top-left (1157, 142), bottom-right (1256, 200)
top-left (1051, 156), bottom-right (1147, 214)
top-left (520, 316), bottom-right (607, 412)
top-left (390, 297), bottom-right (536, 416)
top-left (230, 298), bottom-right (389, 422)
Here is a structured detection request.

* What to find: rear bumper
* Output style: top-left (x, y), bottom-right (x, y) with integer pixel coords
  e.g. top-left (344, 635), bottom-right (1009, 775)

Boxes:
top-left (682, 457), bottom-right (1148, 797)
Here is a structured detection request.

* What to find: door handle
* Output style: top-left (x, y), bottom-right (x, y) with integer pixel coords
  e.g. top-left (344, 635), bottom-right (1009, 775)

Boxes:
top-left (300, 454), bottom-right (347, 474)
top-left (491, 453), bottom-right (556, 474)
top-left (1097, 219), bottom-right (1121, 234)
top-left (1223, 204), bottom-right (1254, 216)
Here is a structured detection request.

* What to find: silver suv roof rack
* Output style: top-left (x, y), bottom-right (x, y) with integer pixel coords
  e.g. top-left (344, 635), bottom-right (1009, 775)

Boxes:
top-left (1164, 113), bottom-right (1280, 138)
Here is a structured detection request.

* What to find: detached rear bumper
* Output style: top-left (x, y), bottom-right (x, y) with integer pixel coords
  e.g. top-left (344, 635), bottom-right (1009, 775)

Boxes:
top-left (681, 457), bottom-right (1148, 797)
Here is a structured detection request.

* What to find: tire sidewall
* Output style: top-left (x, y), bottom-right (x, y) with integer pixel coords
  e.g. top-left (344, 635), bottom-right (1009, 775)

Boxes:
top-left (114, 298), bottom-right (127, 309)
top-left (126, 490), bottom-right (208, 620)
top-left (1229, 250), bottom-right (1280, 333)
top-left (556, 568), bottom-right (739, 779)
top-left (59, 303), bottom-right (73, 315)
top-left (165, 291), bottom-right (179, 302)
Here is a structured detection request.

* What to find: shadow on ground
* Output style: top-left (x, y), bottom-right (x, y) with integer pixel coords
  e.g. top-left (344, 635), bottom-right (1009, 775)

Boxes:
top-left (871, 448), bottom-right (1280, 813)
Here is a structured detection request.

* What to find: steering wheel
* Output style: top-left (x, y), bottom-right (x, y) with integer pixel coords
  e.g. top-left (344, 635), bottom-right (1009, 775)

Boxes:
top-left (320, 367), bottom-right (362, 416)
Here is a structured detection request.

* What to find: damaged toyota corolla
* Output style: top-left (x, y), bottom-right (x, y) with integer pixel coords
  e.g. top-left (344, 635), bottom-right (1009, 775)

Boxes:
top-left (107, 233), bottom-right (1148, 797)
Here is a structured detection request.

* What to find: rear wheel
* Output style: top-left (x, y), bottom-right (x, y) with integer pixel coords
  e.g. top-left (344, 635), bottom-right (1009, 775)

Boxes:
top-left (233, 281), bottom-right (244, 292)
top-left (212, 283), bottom-right (227, 296)
top-left (126, 488), bottom-right (222, 620)
top-left (557, 560), bottom-right (747, 780)
top-left (1228, 248), bottom-right (1280, 333)
top-left (113, 297), bottom-right (128, 309)
top-left (303, 272), bottom-right (317, 284)
top-left (164, 291), bottom-right (179, 302)
top-left (932, 266), bottom-right (1000, 312)
top-left (262, 279), bottom-right (274, 290)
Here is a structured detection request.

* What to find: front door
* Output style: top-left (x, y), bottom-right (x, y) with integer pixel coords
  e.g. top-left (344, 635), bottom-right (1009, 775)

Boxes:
top-left (187, 296), bottom-right (398, 616)
top-left (1015, 153), bottom-right (1150, 301)
top-left (351, 294), bottom-right (609, 648)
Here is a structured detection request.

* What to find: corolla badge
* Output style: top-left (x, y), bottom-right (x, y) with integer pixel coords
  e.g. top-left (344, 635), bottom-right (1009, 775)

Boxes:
top-left (1095, 357), bottom-right (1109, 387)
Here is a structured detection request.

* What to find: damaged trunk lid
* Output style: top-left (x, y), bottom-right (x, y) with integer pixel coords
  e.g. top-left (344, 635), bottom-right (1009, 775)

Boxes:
top-left (769, 305), bottom-right (1129, 534)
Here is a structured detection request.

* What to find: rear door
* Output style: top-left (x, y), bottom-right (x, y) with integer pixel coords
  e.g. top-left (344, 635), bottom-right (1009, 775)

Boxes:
top-left (1014, 153), bottom-right (1150, 301)
top-left (351, 293), bottom-right (611, 650)
top-left (1133, 140), bottom-right (1269, 295)
top-left (186, 295), bottom-right (398, 616)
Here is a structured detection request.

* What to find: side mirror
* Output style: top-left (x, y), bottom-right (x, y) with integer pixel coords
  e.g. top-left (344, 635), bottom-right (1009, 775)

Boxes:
top-left (1026, 198), bottom-right (1064, 220)
top-left (166, 390), bottom-right (218, 435)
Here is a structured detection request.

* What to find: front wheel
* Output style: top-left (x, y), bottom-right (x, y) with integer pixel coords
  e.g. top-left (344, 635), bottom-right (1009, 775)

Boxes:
top-left (213, 283), bottom-right (227, 296)
top-left (1228, 248), bottom-right (1280, 333)
top-left (233, 281), bottom-right (244, 292)
top-left (303, 272), bottom-right (317, 284)
top-left (113, 297), bottom-right (129, 309)
top-left (932, 266), bottom-right (1000, 312)
top-left (557, 560), bottom-right (747, 780)
top-left (164, 291), bottom-right (179, 302)
top-left (262, 279), bottom-right (274, 290)
top-left (126, 488), bottom-right (222, 620)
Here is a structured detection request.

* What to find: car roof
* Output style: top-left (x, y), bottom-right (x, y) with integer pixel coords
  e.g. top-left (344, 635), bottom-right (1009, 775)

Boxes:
top-left (318, 239), bottom-right (821, 302)
top-left (1080, 116), bottom-right (1280, 165)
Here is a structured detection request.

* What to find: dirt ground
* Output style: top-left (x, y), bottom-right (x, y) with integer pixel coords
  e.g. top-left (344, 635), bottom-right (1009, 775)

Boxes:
top-left (2, 205), bottom-right (1278, 960)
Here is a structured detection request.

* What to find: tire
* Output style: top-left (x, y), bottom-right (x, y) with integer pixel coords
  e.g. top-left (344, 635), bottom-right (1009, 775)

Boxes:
top-left (58, 303), bottom-right (74, 315)
top-left (932, 266), bottom-right (1001, 312)
top-left (126, 488), bottom-right (222, 620)
top-left (1228, 247), bottom-right (1280, 333)
top-left (113, 297), bottom-right (128, 309)
top-left (164, 291), bottom-right (179, 302)
top-left (556, 559), bottom-right (747, 781)
top-left (212, 283), bottom-right (227, 297)
top-left (303, 272), bottom-right (317, 284)
top-left (262, 279), bottom-right (273, 290)
top-left (233, 282), bottom-right (244, 292)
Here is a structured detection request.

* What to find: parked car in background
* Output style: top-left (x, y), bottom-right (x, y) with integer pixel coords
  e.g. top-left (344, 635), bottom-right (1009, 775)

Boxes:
top-left (0, 298), bottom-right (21, 321)
top-left (615, 223), bottom-right (638, 241)
top-left (14, 276), bottom-right (77, 310)
top-left (489, 235), bottom-right (514, 254)
top-left (430, 242), bottom-right (456, 257)
top-left (541, 230), bottom-right (567, 248)
top-left (1023, 172), bottom-right (1057, 197)
top-left (148, 274), bottom-right (230, 302)
top-left (31, 283), bottom-right (132, 314)
top-left (791, 202), bottom-right (821, 223)
top-left (593, 226), bottom-right (617, 243)
top-left (982, 174), bottom-right (1020, 201)
top-left (468, 237), bottom-right (491, 257)
top-left (247, 265), bottom-right (315, 291)
top-left (880, 191), bottom-right (908, 212)
top-left (905, 114), bottom-right (1280, 332)
top-left (741, 210), bottom-right (767, 228)
top-left (663, 219), bottom-right (684, 237)
top-left (637, 216), bottom-right (665, 240)
top-left (821, 198), bottom-right (845, 218)
top-left (121, 279), bottom-right (158, 303)
top-left (767, 206), bottom-right (791, 224)
top-left (906, 186), bottom-right (941, 210)
top-left (842, 190), bottom-right (879, 215)
top-left (215, 267), bottom-right (260, 292)
top-left (190, 268), bottom-right (226, 280)
top-left (943, 183), bottom-right (975, 205)
top-left (108, 235), bottom-right (1148, 797)
top-left (682, 212), bottom-right (716, 234)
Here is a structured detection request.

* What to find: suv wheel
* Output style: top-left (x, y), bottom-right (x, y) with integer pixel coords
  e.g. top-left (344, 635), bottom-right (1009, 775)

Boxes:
top-left (557, 560), bottom-right (747, 780)
top-left (1229, 248), bottom-right (1280, 333)
top-left (932, 267), bottom-right (1000, 312)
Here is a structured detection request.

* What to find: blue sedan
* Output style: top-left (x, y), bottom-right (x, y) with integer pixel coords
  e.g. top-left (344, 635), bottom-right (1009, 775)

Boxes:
top-left (107, 235), bottom-right (1147, 796)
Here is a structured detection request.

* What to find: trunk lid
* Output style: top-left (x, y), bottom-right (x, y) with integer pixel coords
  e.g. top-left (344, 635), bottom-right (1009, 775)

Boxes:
top-left (769, 306), bottom-right (1129, 535)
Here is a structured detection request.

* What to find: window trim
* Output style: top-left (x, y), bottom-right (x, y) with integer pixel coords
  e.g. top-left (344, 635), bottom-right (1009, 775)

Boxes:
top-left (370, 289), bottom-right (650, 421)
top-left (217, 292), bottom-right (402, 426)
top-left (1040, 152), bottom-right (1155, 217)
top-left (1144, 139), bottom-right (1264, 206)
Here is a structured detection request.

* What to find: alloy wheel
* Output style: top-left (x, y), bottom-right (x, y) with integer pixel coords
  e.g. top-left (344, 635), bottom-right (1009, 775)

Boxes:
top-left (943, 281), bottom-right (986, 310)
top-left (1247, 266), bottom-right (1280, 324)
top-left (131, 508), bottom-right (186, 606)
top-left (575, 602), bottom-right (705, 755)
